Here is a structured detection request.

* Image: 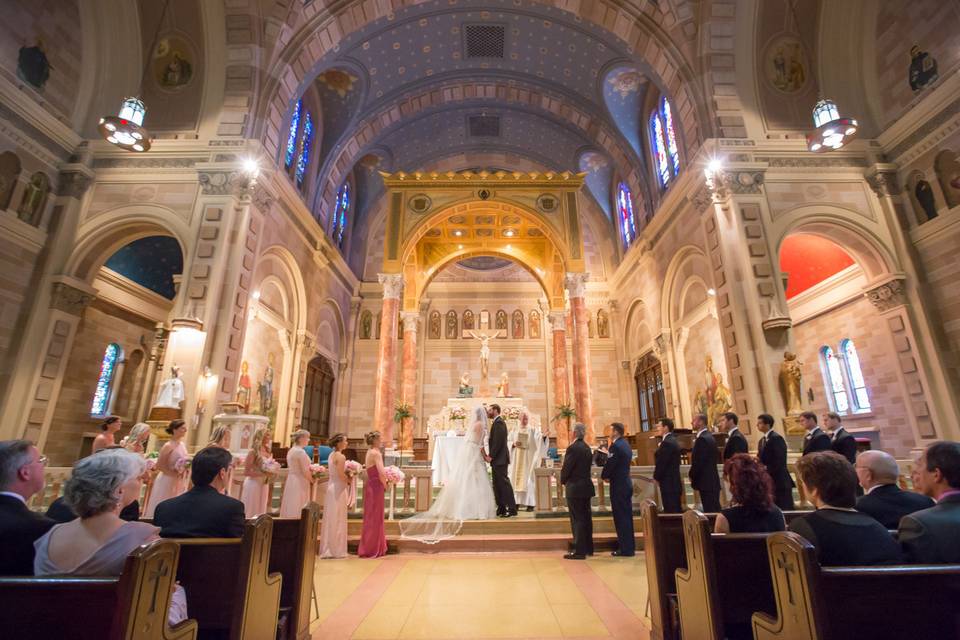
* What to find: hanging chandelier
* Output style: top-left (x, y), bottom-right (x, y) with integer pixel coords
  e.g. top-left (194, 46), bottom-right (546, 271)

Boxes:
top-left (98, 0), bottom-right (171, 153)
top-left (806, 98), bottom-right (859, 153)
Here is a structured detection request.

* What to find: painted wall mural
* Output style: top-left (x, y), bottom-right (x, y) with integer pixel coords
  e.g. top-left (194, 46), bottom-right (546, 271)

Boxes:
top-left (602, 65), bottom-right (645, 156)
top-left (578, 151), bottom-right (613, 219)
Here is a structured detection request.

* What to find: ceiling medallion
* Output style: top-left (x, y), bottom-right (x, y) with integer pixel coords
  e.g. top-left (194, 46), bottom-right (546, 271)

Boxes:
top-left (408, 194), bottom-right (432, 213)
top-left (537, 193), bottom-right (559, 212)
top-left (477, 188), bottom-right (492, 200)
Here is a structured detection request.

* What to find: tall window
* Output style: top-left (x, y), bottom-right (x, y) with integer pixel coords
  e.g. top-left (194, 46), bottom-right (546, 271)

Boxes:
top-left (295, 111), bottom-right (314, 188)
top-left (91, 343), bottom-right (122, 416)
top-left (617, 182), bottom-right (636, 248)
top-left (284, 99), bottom-right (302, 169)
top-left (820, 345), bottom-right (849, 414)
top-left (841, 339), bottom-right (871, 411)
top-left (332, 182), bottom-right (350, 249)
top-left (649, 97), bottom-right (682, 188)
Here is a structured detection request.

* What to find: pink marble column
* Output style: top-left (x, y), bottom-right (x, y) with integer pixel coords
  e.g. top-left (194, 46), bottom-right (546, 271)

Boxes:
top-left (549, 310), bottom-right (570, 449)
top-left (566, 273), bottom-right (596, 444)
top-left (373, 274), bottom-right (404, 445)
top-left (399, 312), bottom-right (419, 452)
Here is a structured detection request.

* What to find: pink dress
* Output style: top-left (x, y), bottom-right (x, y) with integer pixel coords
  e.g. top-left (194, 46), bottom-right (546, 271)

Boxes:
top-left (241, 452), bottom-right (273, 518)
top-left (144, 441), bottom-right (188, 518)
top-left (357, 466), bottom-right (388, 558)
top-left (318, 455), bottom-right (349, 559)
top-left (280, 447), bottom-right (312, 518)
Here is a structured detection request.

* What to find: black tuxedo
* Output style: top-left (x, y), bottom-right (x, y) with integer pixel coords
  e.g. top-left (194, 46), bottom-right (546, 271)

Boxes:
top-left (561, 438), bottom-right (595, 555)
top-left (601, 437), bottom-right (634, 555)
top-left (689, 430), bottom-right (722, 512)
top-left (758, 430), bottom-right (795, 510)
top-left (723, 428), bottom-right (748, 461)
top-left (802, 427), bottom-right (831, 456)
top-left (831, 427), bottom-right (858, 464)
top-left (653, 433), bottom-right (683, 513)
top-left (857, 484), bottom-right (935, 530)
top-left (154, 485), bottom-right (245, 538)
top-left (899, 493), bottom-right (960, 564)
top-left (488, 415), bottom-right (516, 516)
top-left (0, 494), bottom-right (54, 575)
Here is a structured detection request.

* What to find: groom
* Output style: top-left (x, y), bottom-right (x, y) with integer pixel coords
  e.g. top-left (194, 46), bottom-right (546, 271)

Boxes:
top-left (486, 404), bottom-right (517, 518)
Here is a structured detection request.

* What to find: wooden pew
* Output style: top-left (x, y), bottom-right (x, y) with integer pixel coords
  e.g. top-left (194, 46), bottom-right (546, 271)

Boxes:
top-left (0, 539), bottom-right (198, 640)
top-left (171, 515), bottom-right (282, 640)
top-left (270, 503), bottom-right (321, 640)
top-left (674, 510), bottom-right (775, 640)
top-left (753, 532), bottom-right (960, 640)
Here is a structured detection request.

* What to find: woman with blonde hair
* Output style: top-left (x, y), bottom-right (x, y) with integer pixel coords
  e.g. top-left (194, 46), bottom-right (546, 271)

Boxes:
top-left (207, 425), bottom-right (237, 496)
top-left (121, 423), bottom-right (151, 454)
top-left (280, 429), bottom-right (314, 517)
top-left (357, 430), bottom-right (388, 558)
top-left (241, 426), bottom-right (276, 517)
top-left (319, 434), bottom-right (350, 558)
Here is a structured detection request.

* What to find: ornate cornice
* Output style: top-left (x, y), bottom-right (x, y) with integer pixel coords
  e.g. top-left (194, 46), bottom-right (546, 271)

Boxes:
top-left (378, 273), bottom-right (404, 300)
top-left (92, 157), bottom-right (199, 169)
top-left (50, 281), bottom-right (95, 316)
top-left (379, 169), bottom-right (585, 189)
top-left (754, 155), bottom-right (868, 169)
top-left (706, 169), bottom-right (765, 199)
top-left (198, 170), bottom-right (256, 197)
top-left (864, 278), bottom-right (907, 312)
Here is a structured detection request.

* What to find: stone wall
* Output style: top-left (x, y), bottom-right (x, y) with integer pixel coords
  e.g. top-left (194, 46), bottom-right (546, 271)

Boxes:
top-left (0, 231), bottom-right (42, 399)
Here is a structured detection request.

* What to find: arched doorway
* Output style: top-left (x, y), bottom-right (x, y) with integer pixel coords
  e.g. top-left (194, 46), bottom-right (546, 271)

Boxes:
top-left (302, 356), bottom-right (335, 438)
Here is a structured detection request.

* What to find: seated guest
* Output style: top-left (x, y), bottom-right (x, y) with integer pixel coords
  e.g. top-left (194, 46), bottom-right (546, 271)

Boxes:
top-left (855, 450), bottom-right (934, 529)
top-left (47, 446), bottom-right (143, 523)
top-left (0, 440), bottom-right (53, 575)
top-left (899, 441), bottom-right (960, 564)
top-left (789, 451), bottom-right (901, 565)
top-left (33, 449), bottom-right (187, 624)
top-left (715, 453), bottom-right (786, 533)
top-left (155, 446), bottom-right (245, 538)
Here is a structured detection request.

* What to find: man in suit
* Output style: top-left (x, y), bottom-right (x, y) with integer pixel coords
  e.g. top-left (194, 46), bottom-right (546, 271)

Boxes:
top-left (601, 422), bottom-right (634, 557)
top-left (156, 446), bottom-right (245, 538)
top-left (561, 423), bottom-right (595, 559)
top-left (653, 418), bottom-right (683, 513)
top-left (0, 440), bottom-right (54, 575)
top-left (689, 414), bottom-right (722, 512)
top-left (801, 412), bottom-right (831, 456)
top-left (757, 413), bottom-right (795, 510)
top-left (486, 404), bottom-right (517, 518)
top-left (899, 441), bottom-right (960, 563)
top-left (826, 412), bottom-right (857, 464)
top-left (721, 412), bottom-right (748, 461)
top-left (855, 450), bottom-right (933, 529)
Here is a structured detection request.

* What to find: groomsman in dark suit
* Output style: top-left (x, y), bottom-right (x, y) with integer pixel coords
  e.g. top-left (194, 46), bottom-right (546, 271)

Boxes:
top-left (561, 423), bottom-right (595, 559)
top-left (0, 440), bottom-right (53, 576)
top-left (756, 414), bottom-right (795, 510)
top-left (653, 418), bottom-right (683, 513)
top-left (826, 412), bottom-right (857, 464)
top-left (689, 414), bottom-right (722, 512)
top-left (800, 411), bottom-right (831, 456)
top-left (721, 412), bottom-right (748, 461)
top-left (601, 422), bottom-right (634, 556)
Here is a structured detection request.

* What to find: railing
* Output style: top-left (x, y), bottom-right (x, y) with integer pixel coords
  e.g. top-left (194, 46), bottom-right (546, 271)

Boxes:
top-left (33, 459), bottom-right (918, 518)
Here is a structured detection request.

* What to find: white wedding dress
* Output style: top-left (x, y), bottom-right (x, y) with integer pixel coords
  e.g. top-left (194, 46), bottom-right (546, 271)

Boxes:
top-left (399, 407), bottom-right (497, 543)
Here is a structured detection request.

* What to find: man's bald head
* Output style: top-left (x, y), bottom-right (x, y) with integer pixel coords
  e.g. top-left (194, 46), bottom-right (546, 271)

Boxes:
top-left (856, 450), bottom-right (900, 491)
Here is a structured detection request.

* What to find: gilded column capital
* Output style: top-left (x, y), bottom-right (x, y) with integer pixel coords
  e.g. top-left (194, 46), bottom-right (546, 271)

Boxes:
top-left (564, 272), bottom-right (590, 299)
top-left (378, 273), bottom-right (404, 300)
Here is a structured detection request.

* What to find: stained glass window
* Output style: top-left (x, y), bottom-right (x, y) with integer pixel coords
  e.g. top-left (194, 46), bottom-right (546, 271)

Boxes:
top-left (617, 182), bottom-right (636, 248)
top-left (841, 339), bottom-right (871, 411)
top-left (821, 346), bottom-right (849, 414)
top-left (295, 111), bottom-right (314, 188)
top-left (285, 100), bottom-right (302, 169)
top-left (333, 182), bottom-right (350, 248)
top-left (661, 98), bottom-right (681, 176)
top-left (650, 110), bottom-right (670, 187)
top-left (90, 343), bottom-right (122, 416)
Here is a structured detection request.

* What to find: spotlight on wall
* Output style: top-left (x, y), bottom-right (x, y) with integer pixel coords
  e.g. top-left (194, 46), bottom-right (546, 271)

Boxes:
top-left (241, 157), bottom-right (260, 178)
top-left (707, 288), bottom-right (717, 296)
top-left (704, 158), bottom-right (723, 179)
top-left (203, 366), bottom-right (213, 378)
top-left (453, 230), bottom-right (463, 237)
top-left (251, 290), bottom-right (261, 300)
top-left (504, 229), bottom-right (515, 237)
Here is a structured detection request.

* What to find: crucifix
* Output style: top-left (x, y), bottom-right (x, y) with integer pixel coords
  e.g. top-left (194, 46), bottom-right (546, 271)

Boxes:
top-left (466, 329), bottom-right (504, 390)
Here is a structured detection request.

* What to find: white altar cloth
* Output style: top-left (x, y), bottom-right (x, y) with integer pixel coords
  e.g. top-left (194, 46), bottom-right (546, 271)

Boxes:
top-left (431, 434), bottom-right (470, 485)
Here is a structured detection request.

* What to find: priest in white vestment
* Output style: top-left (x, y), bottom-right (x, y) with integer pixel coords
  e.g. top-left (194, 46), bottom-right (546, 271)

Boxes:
top-left (511, 411), bottom-right (548, 510)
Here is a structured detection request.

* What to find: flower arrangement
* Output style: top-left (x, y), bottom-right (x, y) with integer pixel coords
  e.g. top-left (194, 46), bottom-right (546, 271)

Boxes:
top-left (450, 407), bottom-right (467, 421)
top-left (309, 463), bottom-right (327, 479)
top-left (144, 457), bottom-right (157, 472)
top-left (383, 465), bottom-right (405, 484)
top-left (344, 460), bottom-right (363, 478)
top-left (504, 406), bottom-right (523, 420)
top-left (261, 458), bottom-right (281, 484)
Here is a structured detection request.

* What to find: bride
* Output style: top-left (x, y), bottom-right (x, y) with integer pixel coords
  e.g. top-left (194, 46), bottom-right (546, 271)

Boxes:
top-left (399, 406), bottom-right (497, 543)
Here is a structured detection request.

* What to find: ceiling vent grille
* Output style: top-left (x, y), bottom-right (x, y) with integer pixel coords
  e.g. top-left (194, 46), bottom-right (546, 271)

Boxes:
top-left (464, 24), bottom-right (506, 59)
top-left (468, 115), bottom-right (501, 137)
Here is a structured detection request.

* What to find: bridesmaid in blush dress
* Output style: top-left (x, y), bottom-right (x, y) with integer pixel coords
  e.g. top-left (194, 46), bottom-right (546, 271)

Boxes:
top-left (208, 425), bottom-right (237, 496)
top-left (241, 426), bottom-right (275, 518)
top-left (319, 434), bottom-right (350, 559)
top-left (357, 431), bottom-right (388, 558)
top-left (280, 429), bottom-right (314, 517)
top-left (143, 420), bottom-right (189, 518)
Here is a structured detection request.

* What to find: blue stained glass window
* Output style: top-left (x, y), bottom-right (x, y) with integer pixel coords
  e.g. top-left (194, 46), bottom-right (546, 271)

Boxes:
top-left (841, 339), bottom-right (871, 411)
top-left (333, 182), bottom-right (350, 248)
top-left (295, 111), bottom-right (314, 188)
top-left (617, 182), bottom-right (636, 248)
top-left (821, 346), bottom-right (849, 414)
top-left (650, 110), bottom-right (670, 187)
top-left (661, 98), bottom-right (681, 176)
top-left (90, 343), bottom-right (122, 416)
top-left (285, 100), bottom-right (302, 169)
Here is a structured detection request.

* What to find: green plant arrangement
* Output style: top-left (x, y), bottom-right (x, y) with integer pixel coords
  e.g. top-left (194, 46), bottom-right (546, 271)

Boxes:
top-left (394, 402), bottom-right (414, 456)
top-left (553, 403), bottom-right (578, 433)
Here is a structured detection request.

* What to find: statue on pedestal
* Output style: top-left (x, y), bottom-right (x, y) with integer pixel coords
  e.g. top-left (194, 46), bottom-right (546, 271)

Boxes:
top-left (496, 372), bottom-right (510, 398)
top-left (466, 328), bottom-right (504, 393)
top-left (458, 372), bottom-right (474, 397)
top-left (779, 352), bottom-right (803, 415)
top-left (154, 365), bottom-right (185, 410)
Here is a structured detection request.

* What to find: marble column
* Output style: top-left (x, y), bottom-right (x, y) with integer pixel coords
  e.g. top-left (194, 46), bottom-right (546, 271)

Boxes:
top-left (549, 310), bottom-right (570, 449)
top-left (373, 274), bottom-right (404, 445)
top-left (566, 273), bottom-right (596, 444)
top-left (399, 311), bottom-right (419, 452)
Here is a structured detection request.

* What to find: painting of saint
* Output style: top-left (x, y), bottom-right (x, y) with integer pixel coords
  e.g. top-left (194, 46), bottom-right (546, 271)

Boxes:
top-left (529, 310), bottom-right (541, 339)
top-left (237, 361), bottom-right (252, 412)
top-left (17, 40), bottom-right (50, 90)
top-left (909, 45), bottom-right (939, 92)
top-left (463, 310), bottom-right (475, 331)
top-left (767, 37), bottom-right (808, 94)
top-left (153, 37), bottom-right (194, 90)
top-left (495, 310), bottom-right (507, 333)
top-left (445, 310), bottom-right (458, 339)
top-left (512, 310), bottom-right (524, 339)
top-left (429, 311), bottom-right (441, 339)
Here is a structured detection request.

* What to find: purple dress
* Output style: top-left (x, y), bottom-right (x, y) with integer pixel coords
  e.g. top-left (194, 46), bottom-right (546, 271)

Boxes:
top-left (357, 466), bottom-right (388, 558)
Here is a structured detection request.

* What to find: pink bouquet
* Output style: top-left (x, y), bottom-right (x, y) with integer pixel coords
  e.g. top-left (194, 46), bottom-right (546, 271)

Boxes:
top-left (145, 458), bottom-right (157, 472)
top-left (174, 457), bottom-right (192, 474)
top-left (309, 463), bottom-right (327, 479)
top-left (505, 406), bottom-right (523, 420)
top-left (262, 458), bottom-right (281, 474)
top-left (450, 407), bottom-right (467, 421)
top-left (383, 465), bottom-right (405, 484)
top-left (344, 460), bottom-right (363, 477)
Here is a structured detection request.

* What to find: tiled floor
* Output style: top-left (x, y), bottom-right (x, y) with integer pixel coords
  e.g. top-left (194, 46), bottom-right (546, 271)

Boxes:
top-left (311, 553), bottom-right (651, 639)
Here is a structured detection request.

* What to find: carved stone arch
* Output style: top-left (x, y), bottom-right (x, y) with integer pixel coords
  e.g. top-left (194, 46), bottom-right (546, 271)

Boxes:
top-left (256, 245), bottom-right (309, 334)
top-left (659, 245), bottom-right (711, 330)
top-left (315, 298), bottom-right (346, 361)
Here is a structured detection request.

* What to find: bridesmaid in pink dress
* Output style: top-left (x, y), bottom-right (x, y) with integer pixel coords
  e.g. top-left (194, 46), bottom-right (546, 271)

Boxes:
top-left (241, 427), bottom-right (275, 518)
top-left (207, 425), bottom-right (236, 496)
top-left (143, 420), bottom-right (189, 518)
top-left (357, 431), bottom-right (388, 558)
top-left (280, 429), bottom-right (314, 517)
top-left (319, 434), bottom-right (350, 559)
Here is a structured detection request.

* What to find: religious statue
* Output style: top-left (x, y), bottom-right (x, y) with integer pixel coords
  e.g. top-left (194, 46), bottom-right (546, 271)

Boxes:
top-left (529, 310), bottom-right (541, 339)
top-left (463, 310), bottom-right (475, 330)
top-left (257, 353), bottom-right (275, 413)
top-left (236, 360), bottom-right (252, 412)
top-left (496, 372), bottom-right (510, 398)
top-left (445, 310), bottom-right (458, 339)
top-left (467, 328), bottom-right (504, 382)
top-left (909, 45), bottom-right (938, 92)
top-left (495, 310), bottom-right (507, 331)
top-left (779, 352), bottom-right (803, 415)
top-left (915, 180), bottom-right (938, 221)
top-left (597, 309), bottom-right (610, 338)
top-left (154, 365), bottom-right (185, 410)
top-left (458, 372), bottom-right (474, 397)
top-left (360, 311), bottom-right (372, 340)
top-left (512, 310), bottom-right (524, 339)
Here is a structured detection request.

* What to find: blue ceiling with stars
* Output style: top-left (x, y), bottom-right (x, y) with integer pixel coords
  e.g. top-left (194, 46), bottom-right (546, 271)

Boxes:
top-left (104, 236), bottom-right (184, 300)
